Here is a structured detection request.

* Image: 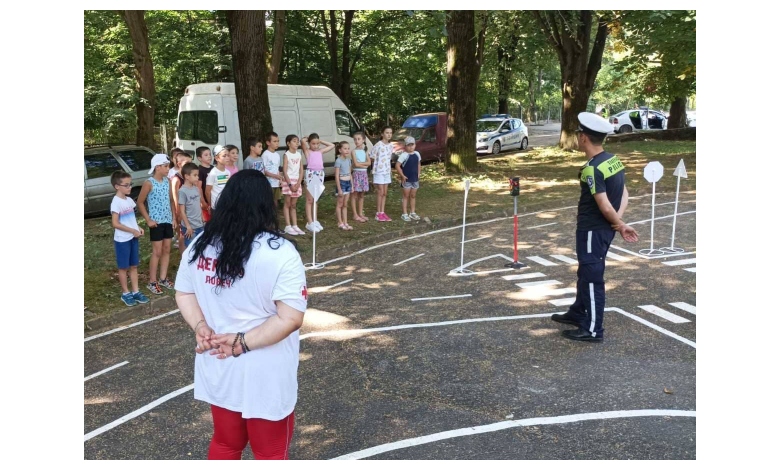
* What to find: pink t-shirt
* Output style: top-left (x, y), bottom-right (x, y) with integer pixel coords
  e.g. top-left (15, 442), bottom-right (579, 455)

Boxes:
top-left (226, 164), bottom-right (239, 176)
top-left (306, 150), bottom-right (324, 171)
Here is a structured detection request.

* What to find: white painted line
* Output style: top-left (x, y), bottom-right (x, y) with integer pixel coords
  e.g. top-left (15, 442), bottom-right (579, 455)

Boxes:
top-left (685, 267), bottom-right (696, 273)
top-left (607, 308), bottom-right (695, 348)
top-left (84, 384), bottom-right (194, 442)
top-left (411, 294), bottom-right (472, 302)
top-left (516, 280), bottom-right (562, 289)
top-left (332, 409), bottom-right (696, 460)
top-left (638, 305), bottom-right (690, 324)
top-left (393, 253), bottom-right (426, 266)
top-left (462, 235), bottom-right (491, 244)
top-left (610, 245), bottom-right (696, 260)
top-left (550, 254), bottom-right (578, 265)
top-left (662, 258), bottom-right (697, 266)
top-left (309, 278), bottom-right (354, 294)
top-left (628, 210), bottom-right (696, 226)
top-left (299, 312), bottom-right (561, 340)
top-left (84, 309), bottom-right (180, 343)
top-left (84, 361), bottom-right (129, 382)
top-left (669, 302), bottom-right (696, 315)
top-left (458, 268), bottom-right (516, 276)
top-left (542, 287), bottom-right (577, 296)
top-left (606, 251), bottom-right (631, 261)
top-left (453, 253), bottom-right (515, 271)
top-left (527, 256), bottom-right (559, 266)
top-left (643, 199), bottom-right (696, 207)
top-left (527, 222), bottom-right (558, 229)
top-left (502, 272), bottom-right (546, 281)
top-left (548, 298), bottom-right (576, 307)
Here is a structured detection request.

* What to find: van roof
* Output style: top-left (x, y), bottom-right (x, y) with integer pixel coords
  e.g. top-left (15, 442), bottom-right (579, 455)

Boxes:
top-left (183, 83), bottom-right (339, 99)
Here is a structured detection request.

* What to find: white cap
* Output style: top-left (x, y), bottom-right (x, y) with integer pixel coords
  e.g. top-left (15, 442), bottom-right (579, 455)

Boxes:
top-left (148, 154), bottom-right (170, 174)
top-left (213, 144), bottom-right (225, 155)
top-left (404, 136), bottom-right (416, 145)
top-left (577, 112), bottom-right (613, 137)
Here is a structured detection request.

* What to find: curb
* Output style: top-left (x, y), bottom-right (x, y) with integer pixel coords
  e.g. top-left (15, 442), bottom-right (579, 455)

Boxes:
top-left (84, 294), bottom-right (177, 333)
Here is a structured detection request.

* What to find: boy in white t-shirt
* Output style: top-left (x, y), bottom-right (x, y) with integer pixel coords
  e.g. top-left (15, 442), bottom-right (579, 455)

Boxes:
top-left (206, 149), bottom-right (231, 210)
top-left (261, 131), bottom-right (283, 206)
top-left (110, 171), bottom-right (149, 307)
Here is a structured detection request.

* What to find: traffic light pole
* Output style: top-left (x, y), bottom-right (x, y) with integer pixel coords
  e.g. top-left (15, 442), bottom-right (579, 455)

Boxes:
top-left (505, 177), bottom-right (527, 269)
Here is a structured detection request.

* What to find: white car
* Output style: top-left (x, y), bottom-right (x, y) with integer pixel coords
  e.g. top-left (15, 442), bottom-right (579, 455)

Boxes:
top-left (476, 115), bottom-right (529, 154)
top-left (686, 110), bottom-right (696, 128)
top-left (608, 108), bottom-right (668, 133)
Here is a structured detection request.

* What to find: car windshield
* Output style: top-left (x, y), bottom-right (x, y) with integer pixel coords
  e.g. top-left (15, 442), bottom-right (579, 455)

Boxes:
top-left (476, 120), bottom-right (501, 132)
top-left (393, 128), bottom-right (424, 141)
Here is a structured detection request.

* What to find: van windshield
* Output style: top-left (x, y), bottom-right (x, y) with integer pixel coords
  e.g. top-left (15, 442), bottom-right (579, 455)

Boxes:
top-left (178, 111), bottom-right (218, 144)
top-left (393, 128), bottom-right (424, 141)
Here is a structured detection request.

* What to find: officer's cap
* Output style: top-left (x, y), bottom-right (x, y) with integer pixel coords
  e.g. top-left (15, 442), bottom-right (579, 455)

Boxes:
top-left (577, 112), bottom-right (613, 140)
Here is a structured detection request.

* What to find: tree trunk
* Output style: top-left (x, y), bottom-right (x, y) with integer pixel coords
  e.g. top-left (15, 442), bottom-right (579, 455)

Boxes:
top-left (668, 96), bottom-right (687, 129)
top-left (339, 11), bottom-right (355, 105)
top-left (446, 10), bottom-right (479, 172)
top-left (497, 45), bottom-right (511, 115)
top-left (268, 11), bottom-right (286, 84)
top-left (322, 10), bottom-right (341, 96)
top-left (534, 11), bottom-right (609, 150)
top-left (226, 11), bottom-right (273, 157)
top-left (120, 10), bottom-right (156, 149)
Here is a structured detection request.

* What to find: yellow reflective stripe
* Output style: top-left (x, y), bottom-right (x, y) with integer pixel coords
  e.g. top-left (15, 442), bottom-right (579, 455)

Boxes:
top-left (596, 156), bottom-right (625, 179)
top-left (580, 165), bottom-right (596, 195)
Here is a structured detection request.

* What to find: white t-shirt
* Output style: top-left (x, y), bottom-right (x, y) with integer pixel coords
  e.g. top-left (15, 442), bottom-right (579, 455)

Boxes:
top-left (206, 167), bottom-right (231, 209)
top-left (284, 151), bottom-right (302, 181)
top-left (370, 141), bottom-right (394, 175)
top-left (261, 150), bottom-right (281, 188)
top-left (175, 233), bottom-right (308, 420)
top-left (110, 195), bottom-right (140, 242)
top-left (167, 167), bottom-right (178, 180)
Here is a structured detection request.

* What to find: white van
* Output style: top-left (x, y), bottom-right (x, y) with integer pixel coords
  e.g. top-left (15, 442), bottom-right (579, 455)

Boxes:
top-left (174, 83), bottom-right (371, 175)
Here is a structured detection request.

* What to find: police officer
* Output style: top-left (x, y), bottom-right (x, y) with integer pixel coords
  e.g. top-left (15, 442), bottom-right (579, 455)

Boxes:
top-left (551, 113), bottom-right (639, 342)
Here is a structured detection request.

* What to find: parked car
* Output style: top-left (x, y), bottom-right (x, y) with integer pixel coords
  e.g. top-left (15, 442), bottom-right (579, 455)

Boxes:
top-left (476, 115), bottom-right (529, 154)
top-left (609, 107), bottom-right (667, 133)
top-left (390, 112), bottom-right (448, 163)
top-left (84, 144), bottom-right (156, 216)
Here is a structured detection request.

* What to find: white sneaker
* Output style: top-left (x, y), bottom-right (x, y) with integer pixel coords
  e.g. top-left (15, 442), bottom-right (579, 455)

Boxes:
top-left (293, 226), bottom-right (306, 235)
top-left (284, 226), bottom-right (298, 236)
top-left (410, 212), bottom-right (421, 221)
top-left (305, 222), bottom-right (320, 233)
top-left (314, 220), bottom-right (324, 231)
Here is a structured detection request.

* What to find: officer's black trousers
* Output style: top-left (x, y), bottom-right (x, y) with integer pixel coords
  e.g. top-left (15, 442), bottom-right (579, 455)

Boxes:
top-left (569, 229), bottom-right (615, 338)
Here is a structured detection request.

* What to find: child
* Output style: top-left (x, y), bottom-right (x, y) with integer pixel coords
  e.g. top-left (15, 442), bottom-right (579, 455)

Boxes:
top-left (110, 170), bottom-right (149, 307)
top-left (137, 154), bottom-right (176, 295)
top-left (370, 125), bottom-right (395, 221)
top-left (178, 162), bottom-right (205, 248)
top-left (196, 146), bottom-right (214, 223)
top-left (301, 133), bottom-right (335, 232)
top-left (350, 131), bottom-right (371, 222)
top-left (243, 137), bottom-right (264, 171)
top-left (395, 136), bottom-right (422, 222)
top-left (281, 134), bottom-right (305, 235)
top-left (334, 141), bottom-right (354, 230)
top-left (260, 131), bottom-right (283, 206)
top-left (170, 151), bottom-right (193, 252)
top-left (206, 147), bottom-right (231, 211)
top-left (225, 144), bottom-right (239, 175)
top-left (167, 148), bottom-right (186, 180)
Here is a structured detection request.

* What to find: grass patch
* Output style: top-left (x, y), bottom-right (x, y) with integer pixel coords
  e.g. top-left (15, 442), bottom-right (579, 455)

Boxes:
top-left (84, 140), bottom-right (695, 316)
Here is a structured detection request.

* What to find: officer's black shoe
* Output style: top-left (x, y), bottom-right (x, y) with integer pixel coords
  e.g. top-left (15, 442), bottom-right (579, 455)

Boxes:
top-left (562, 328), bottom-right (603, 342)
top-left (550, 313), bottom-right (581, 326)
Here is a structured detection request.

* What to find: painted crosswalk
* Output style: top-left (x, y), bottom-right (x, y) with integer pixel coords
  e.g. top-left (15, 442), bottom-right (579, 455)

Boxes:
top-left (606, 251), bottom-right (631, 261)
top-left (526, 256), bottom-right (559, 267)
top-left (662, 258), bottom-right (697, 266)
top-left (548, 297), bottom-right (576, 306)
top-left (669, 302), bottom-right (696, 315)
top-left (516, 280), bottom-right (562, 289)
top-left (685, 267), bottom-right (696, 273)
top-left (549, 254), bottom-right (578, 265)
top-left (638, 305), bottom-right (690, 324)
top-left (502, 272), bottom-right (546, 281)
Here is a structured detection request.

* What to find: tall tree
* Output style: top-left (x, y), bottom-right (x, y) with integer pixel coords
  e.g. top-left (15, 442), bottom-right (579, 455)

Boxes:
top-left (268, 11), bottom-right (286, 84)
top-left (534, 11), bottom-right (609, 150)
top-left (226, 10), bottom-right (273, 156)
top-left (445, 10), bottom-right (480, 172)
top-left (120, 10), bottom-right (156, 148)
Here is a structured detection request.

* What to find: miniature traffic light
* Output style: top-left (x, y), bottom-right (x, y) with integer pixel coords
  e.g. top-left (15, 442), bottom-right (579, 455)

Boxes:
top-left (509, 177), bottom-right (520, 196)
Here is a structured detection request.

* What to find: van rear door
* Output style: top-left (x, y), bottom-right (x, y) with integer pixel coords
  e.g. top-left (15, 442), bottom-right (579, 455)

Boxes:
top-left (297, 98), bottom-right (337, 172)
top-left (177, 93), bottom-right (222, 158)
top-left (270, 97), bottom-right (301, 147)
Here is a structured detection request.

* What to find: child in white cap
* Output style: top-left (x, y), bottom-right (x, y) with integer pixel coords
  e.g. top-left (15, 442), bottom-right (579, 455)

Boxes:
top-left (137, 153), bottom-right (176, 295)
top-left (395, 136), bottom-right (422, 222)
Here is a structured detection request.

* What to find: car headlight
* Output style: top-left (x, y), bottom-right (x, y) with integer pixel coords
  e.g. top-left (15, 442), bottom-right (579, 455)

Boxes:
top-left (478, 137), bottom-right (488, 143)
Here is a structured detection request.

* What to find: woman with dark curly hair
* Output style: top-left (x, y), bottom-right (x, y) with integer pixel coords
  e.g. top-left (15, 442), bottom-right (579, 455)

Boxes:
top-left (175, 170), bottom-right (307, 460)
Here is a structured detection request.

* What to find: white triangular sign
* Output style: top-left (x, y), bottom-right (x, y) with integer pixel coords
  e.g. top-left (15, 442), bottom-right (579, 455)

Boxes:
top-left (673, 159), bottom-right (688, 179)
top-left (464, 179), bottom-right (471, 192)
top-left (307, 178), bottom-right (325, 202)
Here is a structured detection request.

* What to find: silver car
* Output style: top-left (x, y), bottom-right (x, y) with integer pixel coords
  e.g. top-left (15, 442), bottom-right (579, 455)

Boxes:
top-left (84, 145), bottom-right (156, 216)
top-left (476, 116), bottom-right (529, 155)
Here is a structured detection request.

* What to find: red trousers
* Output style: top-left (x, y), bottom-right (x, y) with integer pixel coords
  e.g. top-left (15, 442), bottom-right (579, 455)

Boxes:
top-left (208, 405), bottom-right (295, 460)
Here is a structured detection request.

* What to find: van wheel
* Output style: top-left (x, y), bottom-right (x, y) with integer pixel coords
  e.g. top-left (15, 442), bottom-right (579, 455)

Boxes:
top-left (492, 141), bottom-right (501, 155)
top-left (520, 137), bottom-right (528, 150)
top-left (619, 125), bottom-right (633, 134)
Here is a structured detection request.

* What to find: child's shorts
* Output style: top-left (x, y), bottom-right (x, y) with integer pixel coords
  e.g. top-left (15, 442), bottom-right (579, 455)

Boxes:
top-left (114, 238), bottom-right (139, 270)
top-left (402, 181), bottom-right (420, 189)
top-left (373, 172), bottom-right (391, 185)
top-left (352, 170), bottom-right (369, 192)
top-left (272, 186), bottom-right (282, 202)
top-left (180, 223), bottom-right (204, 248)
top-left (282, 178), bottom-right (302, 197)
top-left (339, 179), bottom-right (352, 195)
top-left (150, 223), bottom-right (174, 242)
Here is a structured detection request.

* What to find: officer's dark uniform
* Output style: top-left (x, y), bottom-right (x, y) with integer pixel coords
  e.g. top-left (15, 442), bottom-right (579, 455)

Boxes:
top-left (566, 151), bottom-right (626, 339)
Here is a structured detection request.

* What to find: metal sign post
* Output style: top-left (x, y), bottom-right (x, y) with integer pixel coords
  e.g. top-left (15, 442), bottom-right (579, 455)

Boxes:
top-left (661, 159), bottom-right (688, 254)
top-left (505, 177), bottom-right (527, 269)
top-left (304, 178), bottom-right (325, 270)
top-left (639, 161), bottom-right (665, 256)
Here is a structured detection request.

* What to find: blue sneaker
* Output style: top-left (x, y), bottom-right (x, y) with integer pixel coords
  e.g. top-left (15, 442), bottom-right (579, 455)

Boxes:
top-left (121, 292), bottom-right (138, 307)
top-left (132, 291), bottom-right (150, 304)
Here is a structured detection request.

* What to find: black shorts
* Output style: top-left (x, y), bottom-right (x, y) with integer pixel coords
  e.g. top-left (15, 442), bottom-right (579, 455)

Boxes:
top-left (149, 223), bottom-right (174, 242)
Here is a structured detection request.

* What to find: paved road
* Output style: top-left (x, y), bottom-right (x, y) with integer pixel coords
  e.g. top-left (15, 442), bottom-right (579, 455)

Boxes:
top-left (85, 192), bottom-right (696, 459)
top-left (526, 122), bottom-right (562, 148)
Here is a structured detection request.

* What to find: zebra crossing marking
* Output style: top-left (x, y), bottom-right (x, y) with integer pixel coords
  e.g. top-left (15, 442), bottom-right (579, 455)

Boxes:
top-left (502, 272), bottom-right (546, 281)
top-left (550, 254), bottom-right (578, 265)
top-left (669, 302), bottom-right (696, 315)
top-left (638, 305), bottom-right (690, 324)
top-left (527, 256), bottom-right (559, 266)
top-left (662, 258), bottom-right (697, 266)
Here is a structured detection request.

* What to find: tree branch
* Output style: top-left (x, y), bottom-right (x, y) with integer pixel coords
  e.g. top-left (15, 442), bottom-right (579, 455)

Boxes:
top-left (585, 15), bottom-right (609, 91)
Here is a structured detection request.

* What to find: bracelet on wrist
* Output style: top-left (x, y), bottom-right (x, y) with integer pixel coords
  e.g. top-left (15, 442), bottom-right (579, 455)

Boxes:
top-left (194, 319), bottom-right (205, 332)
top-left (231, 333), bottom-right (241, 358)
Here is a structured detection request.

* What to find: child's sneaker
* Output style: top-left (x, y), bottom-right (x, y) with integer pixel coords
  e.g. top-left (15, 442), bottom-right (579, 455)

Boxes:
top-left (401, 213), bottom-right (411, 222)
top-left (382, 213), bottom-right (392, 222)
top-left (410, 212), bottom-right (421, 221)
top-left (121, 292), bottom-right (138, 307)
top-left (314, 221), bottom-right (324, 231)
top-left (132, 291), bottom-right (150, 304)
top-left (375, 212), bottom-right (382, 221)
top-left (285, 225), bottom-right (298, 236)
top-left (147, 281), bottom-right (163, 295)
top-left (293, 226), bottom-right (306, 235)
top-left (305, 222), bottom-right (320, 233)
top-left (159, 278), bottom-right (175, 290)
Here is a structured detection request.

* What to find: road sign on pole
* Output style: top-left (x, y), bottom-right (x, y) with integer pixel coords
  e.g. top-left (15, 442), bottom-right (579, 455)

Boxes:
top-left (305, 179), bottom-right (325, 270)
top-left (662, 159), bottom-right (689, 254)
top-left (640, 161), bottom-right (665, 256)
